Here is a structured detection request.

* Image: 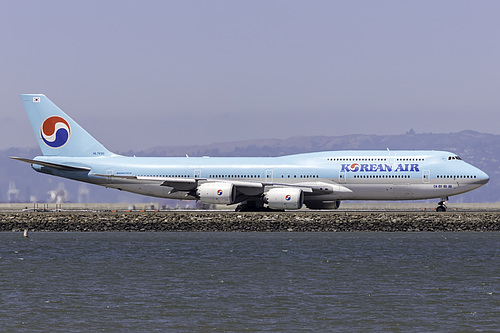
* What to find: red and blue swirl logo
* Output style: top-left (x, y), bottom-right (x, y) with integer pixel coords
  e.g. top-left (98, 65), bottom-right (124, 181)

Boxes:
top-left (40, 116), bottom-right (71, 148)
top-left (285, 194), bottom-right (291, 201)
top-left (348, 163), bottom-right (360, 172)
top-left (217, 189), bottom-right (223, 196)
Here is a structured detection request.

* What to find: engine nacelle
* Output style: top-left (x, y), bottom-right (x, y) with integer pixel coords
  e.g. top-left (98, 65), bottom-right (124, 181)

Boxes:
top-left (265, 188), bottom-right (304, 210)
top-left (304, 200), bottom-right (341, 210)
top-left (197, 183), bottom-right (236, 205)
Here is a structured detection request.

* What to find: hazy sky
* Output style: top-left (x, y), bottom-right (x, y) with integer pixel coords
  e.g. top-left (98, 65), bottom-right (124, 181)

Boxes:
top-left (2, 1), bottom-right (499, 153)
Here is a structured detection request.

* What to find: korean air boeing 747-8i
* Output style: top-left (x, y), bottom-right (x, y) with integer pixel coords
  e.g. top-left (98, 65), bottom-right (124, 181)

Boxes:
top-left (11, 94), bottom-right (489, 212)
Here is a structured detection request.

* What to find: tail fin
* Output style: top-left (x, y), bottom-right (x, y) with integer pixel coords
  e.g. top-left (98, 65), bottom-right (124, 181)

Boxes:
top-left (20, 94), bottom-right (113, 157)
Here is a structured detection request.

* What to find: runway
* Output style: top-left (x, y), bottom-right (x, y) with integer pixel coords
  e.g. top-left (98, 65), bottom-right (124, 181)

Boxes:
top-left (1, 202), bottom-right (500, 213)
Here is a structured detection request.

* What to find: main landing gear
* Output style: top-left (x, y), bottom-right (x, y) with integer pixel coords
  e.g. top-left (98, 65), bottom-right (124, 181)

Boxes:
top-left (436, 197), bottom-right (448, 212)
top-left (235, 201), bottom-right (284, 212)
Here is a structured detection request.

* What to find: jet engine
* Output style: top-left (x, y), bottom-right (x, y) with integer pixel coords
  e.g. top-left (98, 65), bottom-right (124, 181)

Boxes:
top-left (265, 188), bottom-right (304, 210)
top-left (197, 183), bottom-right (236, 205)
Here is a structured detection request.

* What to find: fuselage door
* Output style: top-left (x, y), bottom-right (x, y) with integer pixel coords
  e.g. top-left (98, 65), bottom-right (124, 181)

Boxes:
top-left (194, 170), bottom-right (201, 179)
top-left (265, 169), bottom-right (273, 180)
top-left (106, 170), bottom-right (113, 184)
top-left (339, 170), bottom-right (346, 183)
top-left (422, 170), bottom-right (430, 183)
top-left (388, 152), bottom-right (396, 166)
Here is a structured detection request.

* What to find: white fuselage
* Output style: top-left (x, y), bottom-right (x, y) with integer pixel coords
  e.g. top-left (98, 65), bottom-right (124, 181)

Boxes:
top-left (31, 150), bottom-right (489, 208)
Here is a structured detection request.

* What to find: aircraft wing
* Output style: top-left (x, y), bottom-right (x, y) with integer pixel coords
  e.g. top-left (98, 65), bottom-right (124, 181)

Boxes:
top-left (91, 174), bottom-right (264, 195)
top-left (139, 176), bottom-right (198, 191)
top-left (262, 181), bottom-right (352, 194)
top-left (140, 176), bottom-right (265, 195)
top-left (92, 173), bottom-right (349, 196)
top-left (91, 174), bottom-right (198, 192)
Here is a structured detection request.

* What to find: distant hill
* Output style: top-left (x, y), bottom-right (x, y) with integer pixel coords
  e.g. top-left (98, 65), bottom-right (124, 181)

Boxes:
top-left (2, 130), bottom-right (498, 204)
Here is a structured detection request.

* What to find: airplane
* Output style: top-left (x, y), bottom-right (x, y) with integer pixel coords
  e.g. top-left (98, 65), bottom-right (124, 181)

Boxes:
top-left (11, 94), bottom-right (489, 212)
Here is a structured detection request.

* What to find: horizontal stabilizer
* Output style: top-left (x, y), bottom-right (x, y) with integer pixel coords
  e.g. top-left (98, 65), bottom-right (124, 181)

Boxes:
top-left (10, 157), bottom-right (91, 172)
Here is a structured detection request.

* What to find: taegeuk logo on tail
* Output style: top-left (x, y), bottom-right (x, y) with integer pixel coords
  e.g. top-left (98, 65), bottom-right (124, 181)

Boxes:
top-left (40, 116), bottom-right (71, 148)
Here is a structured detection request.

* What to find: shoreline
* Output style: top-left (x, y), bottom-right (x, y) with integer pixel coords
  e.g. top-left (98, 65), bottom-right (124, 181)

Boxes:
top-left (2, 211), bottom-right (499, 232)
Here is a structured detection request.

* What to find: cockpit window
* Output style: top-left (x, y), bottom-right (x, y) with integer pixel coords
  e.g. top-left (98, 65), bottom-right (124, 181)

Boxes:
top-left (448, 155), bottom-right (462, 160)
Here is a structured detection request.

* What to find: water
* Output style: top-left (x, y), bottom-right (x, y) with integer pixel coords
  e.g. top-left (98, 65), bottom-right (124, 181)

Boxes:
top-left (1, 232), bottom-right (499, 332)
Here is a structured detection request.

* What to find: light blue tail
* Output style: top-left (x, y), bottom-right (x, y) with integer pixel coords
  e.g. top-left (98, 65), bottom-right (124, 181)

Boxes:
top-left (20, 94), bottom-right (113, 157)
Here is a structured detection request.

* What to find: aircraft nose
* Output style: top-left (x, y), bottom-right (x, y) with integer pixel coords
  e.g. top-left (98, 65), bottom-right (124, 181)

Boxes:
top-left (476, 169), bottom-right (489, 185)
top-left (478, 171), bottom-right (490, 185)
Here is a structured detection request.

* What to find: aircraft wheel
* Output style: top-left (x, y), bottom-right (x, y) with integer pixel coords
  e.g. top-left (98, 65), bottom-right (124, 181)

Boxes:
top-left (436, 205), bottom-right (447, 212)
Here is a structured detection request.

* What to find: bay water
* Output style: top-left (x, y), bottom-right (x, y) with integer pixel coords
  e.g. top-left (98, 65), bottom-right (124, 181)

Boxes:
top-left (1, 232), bottom-right (499, 332)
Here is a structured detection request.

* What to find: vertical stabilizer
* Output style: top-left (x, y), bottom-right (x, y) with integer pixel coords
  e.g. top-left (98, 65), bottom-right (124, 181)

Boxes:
top-left (20, 94), bottom-right (113, 157)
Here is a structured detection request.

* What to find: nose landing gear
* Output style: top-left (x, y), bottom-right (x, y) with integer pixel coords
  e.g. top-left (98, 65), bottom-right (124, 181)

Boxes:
top-left (436, 197), bottom-right (448, 212)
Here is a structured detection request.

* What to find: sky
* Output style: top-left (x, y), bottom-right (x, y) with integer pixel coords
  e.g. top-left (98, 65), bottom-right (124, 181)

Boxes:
top-left (1, 1), bottom-right (500, 153)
